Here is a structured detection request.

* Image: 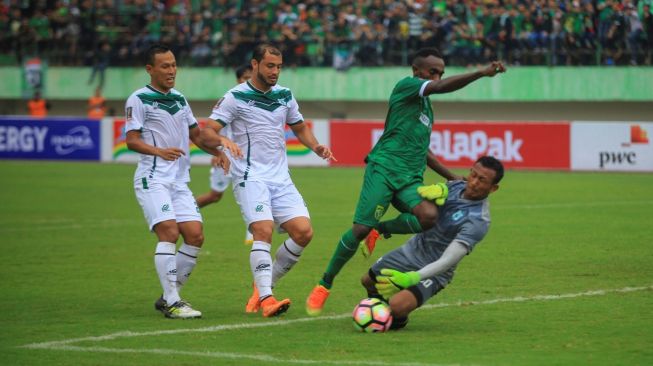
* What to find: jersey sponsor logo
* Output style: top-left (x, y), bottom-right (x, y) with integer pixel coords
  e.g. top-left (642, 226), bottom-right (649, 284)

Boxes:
top-left (162, 204), bottom-right (170, 212)
top-left (374, 205), bottom-right (386, 220)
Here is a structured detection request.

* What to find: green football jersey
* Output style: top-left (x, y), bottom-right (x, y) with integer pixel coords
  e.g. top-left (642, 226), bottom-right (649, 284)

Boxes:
top-left (366, 76), bottom-right (433, 179)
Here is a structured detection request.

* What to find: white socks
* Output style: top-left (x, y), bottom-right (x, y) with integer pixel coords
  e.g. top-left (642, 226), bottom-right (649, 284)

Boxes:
top-left (176, 243), bottom-right (201, 289)
top-left (154, 242), bottom-right (180, 305)
top-left (271, 238), bottom-right (304, 287)
top-left (250, 241), bottom-right (273, 299)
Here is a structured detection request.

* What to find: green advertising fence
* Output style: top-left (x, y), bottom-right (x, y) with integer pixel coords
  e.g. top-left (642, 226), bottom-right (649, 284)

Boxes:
top-left (0, 66), bottom-right (651, 102)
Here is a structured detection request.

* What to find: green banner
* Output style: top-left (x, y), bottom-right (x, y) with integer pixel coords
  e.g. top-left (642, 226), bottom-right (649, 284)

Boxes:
top-left (1, 66), bottom-right (652, 102)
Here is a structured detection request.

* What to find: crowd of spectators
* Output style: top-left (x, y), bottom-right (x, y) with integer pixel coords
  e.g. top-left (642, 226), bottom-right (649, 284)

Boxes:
top-left (1, 0), bottom-right (652, 69)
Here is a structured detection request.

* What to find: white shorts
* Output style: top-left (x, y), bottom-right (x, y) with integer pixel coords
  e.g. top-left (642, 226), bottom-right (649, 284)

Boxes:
top-left (210, 167), bottom-right (231, 193)
top-left (134, 179), bottom-right (202, 231)
top-left (233, 180), bottom-right (310, 229)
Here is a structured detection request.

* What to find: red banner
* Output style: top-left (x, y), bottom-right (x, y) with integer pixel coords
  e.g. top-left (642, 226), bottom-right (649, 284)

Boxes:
top-left (330, 120), bottom-right (570, 169)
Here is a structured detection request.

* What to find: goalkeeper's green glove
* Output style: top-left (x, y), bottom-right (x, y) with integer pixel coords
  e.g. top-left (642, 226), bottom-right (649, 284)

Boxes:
top-left (417, 182), bottom-right (448, 206)
top-left (374, 269), bottom-right (421, 299)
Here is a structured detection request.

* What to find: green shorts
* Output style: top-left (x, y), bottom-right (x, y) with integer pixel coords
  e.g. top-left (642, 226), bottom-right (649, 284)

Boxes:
top-left (353, 163), bottom-right (424, 227)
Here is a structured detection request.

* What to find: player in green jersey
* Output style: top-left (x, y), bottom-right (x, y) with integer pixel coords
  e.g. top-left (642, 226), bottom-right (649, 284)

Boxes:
top-left (306, 48), bottom-right (506, 315)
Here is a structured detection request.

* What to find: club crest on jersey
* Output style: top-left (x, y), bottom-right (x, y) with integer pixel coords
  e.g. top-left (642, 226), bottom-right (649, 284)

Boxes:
top-left (162, 204), bottom-right (170, 212)
top-left (451, 210), bottom-right (465, 221)
top-left (255, 204), bottom-right (264, 212)
top-left (419, 113), bottom-right (431, 127)
top-left (152, 101), bottom-right (159, 109)
top-left (247, 100), bottom-right (256, 106)
top-left (374, 205), bottom-right (386, 220)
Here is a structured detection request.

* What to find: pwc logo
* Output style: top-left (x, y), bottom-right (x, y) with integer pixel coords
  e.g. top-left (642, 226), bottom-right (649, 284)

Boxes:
top-left (601, 124), bottom-right (649, 168)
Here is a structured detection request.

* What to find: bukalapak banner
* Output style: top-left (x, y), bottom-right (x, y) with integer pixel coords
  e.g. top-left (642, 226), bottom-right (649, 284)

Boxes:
top-left (0, 117), bottom-right (100, 161)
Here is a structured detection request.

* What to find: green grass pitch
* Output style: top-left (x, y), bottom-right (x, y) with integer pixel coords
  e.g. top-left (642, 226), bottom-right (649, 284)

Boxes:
top-left (1, 161), bottom-right (652, 365)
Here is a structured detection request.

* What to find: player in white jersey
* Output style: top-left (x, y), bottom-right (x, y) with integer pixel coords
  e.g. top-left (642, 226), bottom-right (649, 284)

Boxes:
top-left (195, 64), bottom-right (254, 245)
top-left (125, 44), bottom-right (240, 319)
top-left (201, 44), bottom-right (336, 317)
top-left (361, 156), bottom-right (504, 330)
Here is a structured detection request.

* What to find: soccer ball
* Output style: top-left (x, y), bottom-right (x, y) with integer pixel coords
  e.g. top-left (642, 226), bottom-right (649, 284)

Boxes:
top-left (352, 298), bottom-right (393, 333)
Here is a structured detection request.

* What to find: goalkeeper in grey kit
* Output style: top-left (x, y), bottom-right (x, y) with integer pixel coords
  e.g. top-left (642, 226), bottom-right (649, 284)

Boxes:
top-left (361, 156), bottom-right (504, 330)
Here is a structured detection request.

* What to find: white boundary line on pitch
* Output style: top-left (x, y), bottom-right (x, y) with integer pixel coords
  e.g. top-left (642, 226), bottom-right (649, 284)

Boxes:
top-left (20, 285), bottom-right (653, 366)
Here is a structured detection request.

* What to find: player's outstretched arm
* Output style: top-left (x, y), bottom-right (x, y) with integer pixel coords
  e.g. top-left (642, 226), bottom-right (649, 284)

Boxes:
top-left (416, 240), bottom-right (468, 279)
top-left (375, 241), bottom-right (468, 299)
top-left (423, 61), bottom-right (506, 96)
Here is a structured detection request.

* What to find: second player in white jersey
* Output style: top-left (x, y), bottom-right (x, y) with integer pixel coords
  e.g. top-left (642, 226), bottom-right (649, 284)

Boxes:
top-left (201, 44), bottom-right (335, 318)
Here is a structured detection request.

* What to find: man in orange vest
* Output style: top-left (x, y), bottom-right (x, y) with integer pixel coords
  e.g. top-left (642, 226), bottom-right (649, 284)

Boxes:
top-left (27, 91), bottom-right (49, 117)
top-left (87, 87), bottom-right (106, 119)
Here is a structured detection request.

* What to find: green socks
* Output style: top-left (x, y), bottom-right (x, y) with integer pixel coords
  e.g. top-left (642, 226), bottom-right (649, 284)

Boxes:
top-left (377, 213), bottom-right (422, 236)
top-left (320, 229), bottom-right (359, 289)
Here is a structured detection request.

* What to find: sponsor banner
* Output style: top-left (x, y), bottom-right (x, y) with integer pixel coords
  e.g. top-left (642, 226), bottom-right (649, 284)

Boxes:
top-left (0, 117), bottom-right (100, 160)
top-left (571, 122), bottom-right (653, 171)
top-left (330, 120), bottom-right (570, 169)
top-left (111, 118), bottom-right (328, 166)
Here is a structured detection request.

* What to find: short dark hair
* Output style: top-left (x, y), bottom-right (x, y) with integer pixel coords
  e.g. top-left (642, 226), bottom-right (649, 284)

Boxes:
top-left (252, 44), bottom-right (282, 62)
top-left (476, 156), bottom-right (504, 184)
top-left (145, 44), bottom-right (171, 66)
top-left (235, 64), bottom-right (253, 80)
top-left (411, 48), bottom-right (443, 66)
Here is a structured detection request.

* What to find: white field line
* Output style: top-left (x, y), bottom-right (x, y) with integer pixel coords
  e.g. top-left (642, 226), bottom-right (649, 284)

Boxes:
top-left (21, 285), bottom-right (653, 364)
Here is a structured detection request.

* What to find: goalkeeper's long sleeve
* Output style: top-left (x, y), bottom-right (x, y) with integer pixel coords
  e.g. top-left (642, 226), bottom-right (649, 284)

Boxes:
top-left (416, 240), bottom-right (468, 279)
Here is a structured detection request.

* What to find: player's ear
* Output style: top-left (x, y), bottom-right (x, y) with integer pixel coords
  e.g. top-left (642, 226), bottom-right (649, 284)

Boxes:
top-left (490, 184), bottom-right (499, 194)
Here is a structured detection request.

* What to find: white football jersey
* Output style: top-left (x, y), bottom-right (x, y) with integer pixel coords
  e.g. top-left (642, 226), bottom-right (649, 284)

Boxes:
top-left (209, 81), bottom-right (304, 184)
top-left (125, 85), bottom-right (198, 183)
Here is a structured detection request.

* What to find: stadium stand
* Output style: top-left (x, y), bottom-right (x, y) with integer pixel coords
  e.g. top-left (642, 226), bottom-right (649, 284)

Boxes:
top-left (1, 0), bottom-right (652, 68)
